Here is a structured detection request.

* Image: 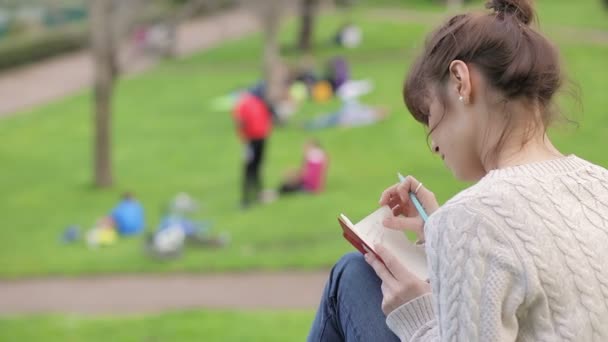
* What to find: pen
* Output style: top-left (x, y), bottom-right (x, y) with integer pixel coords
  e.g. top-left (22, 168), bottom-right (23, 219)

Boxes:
top-left (398, 173), bottom-right (429, 223)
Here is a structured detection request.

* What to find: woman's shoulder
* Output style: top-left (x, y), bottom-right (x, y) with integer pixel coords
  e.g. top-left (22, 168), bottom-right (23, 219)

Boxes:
top-left (440, 177), bottom-right (511, 209)
top-left (428, 156), bottom-right (608, 230)
top-left (426, 178), bottom-right (519, 234)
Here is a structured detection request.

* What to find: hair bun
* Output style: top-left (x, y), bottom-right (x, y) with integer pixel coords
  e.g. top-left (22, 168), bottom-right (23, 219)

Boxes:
top-left (486, 0), bottom-right (535, 25)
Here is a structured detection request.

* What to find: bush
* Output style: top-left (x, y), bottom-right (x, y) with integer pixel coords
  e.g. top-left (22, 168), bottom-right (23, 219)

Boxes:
top-left (0, 25), bottom-right (88, 71)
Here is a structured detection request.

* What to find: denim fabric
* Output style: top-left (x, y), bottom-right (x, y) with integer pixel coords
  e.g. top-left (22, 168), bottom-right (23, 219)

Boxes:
top-left (307, 252), bottom-right (400, 342)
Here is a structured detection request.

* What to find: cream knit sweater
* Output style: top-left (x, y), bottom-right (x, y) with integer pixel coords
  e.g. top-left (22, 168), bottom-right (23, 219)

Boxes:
top-left (386, 155), bottom-right (608, 341)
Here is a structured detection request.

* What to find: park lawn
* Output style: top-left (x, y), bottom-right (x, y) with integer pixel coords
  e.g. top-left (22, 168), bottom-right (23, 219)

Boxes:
top-left (0, 310), bottom-right (314, 341)
top-left (0, 1), bottom-right (607, 278)
top-left (364, 0), bottom-right (608, 30)
top-left (536, 0), bottom-right (608, 30)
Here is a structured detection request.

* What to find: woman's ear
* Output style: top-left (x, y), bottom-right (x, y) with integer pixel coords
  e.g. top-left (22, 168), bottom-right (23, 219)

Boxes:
top-left (448, 60), bottom-right (472, 104)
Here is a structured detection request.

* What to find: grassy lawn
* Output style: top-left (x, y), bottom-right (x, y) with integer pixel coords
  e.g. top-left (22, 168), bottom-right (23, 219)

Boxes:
top-left (0, 0), bottom-right (607, 278)
top-left (536, 0), bottom-right (608, 30)
top-left (0, 310), bottom-right (314, 341)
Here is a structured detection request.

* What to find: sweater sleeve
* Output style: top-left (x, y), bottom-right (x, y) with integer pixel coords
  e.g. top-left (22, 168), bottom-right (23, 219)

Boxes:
top-left (386, 205), bottom-right (526, 341)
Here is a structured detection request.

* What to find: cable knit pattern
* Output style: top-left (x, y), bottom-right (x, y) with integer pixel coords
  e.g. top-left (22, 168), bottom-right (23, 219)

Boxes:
top-left (385, 155), bottom-right (608, 341)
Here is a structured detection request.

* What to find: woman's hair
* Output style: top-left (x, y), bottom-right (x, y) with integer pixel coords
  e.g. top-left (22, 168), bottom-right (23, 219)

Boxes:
top-left (404, 0), bottom-right (565, 161)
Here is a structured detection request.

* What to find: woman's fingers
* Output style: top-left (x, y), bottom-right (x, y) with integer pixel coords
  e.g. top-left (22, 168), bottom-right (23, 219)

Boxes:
top-left (374, 245), bottom-right (415, 282)
top-left (383, 215), bottom-right (423, 234)
top-left (365, 252), bottom-right (397, 287)
top-left (381, 176), bottom-right (425, 207)
top-left (397, 175), bottom-right (439, 214)
top-left (380, 176), bottom-right (439, 228)
top-left (373, 245), bottom-right (431, 316)
top-left (390, 204), bottom-right (402, 217)
top-left (379, 183), bottom-right (400, 206)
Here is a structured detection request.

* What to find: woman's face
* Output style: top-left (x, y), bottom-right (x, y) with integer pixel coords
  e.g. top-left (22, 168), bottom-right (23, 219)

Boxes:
top-left (427, 85), bottom-right (487, 182)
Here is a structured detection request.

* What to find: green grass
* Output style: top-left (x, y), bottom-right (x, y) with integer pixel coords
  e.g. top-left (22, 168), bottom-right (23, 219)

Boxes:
top-left (0, 1), bottom-right (607, 278)
top-left (537, 0), bottom-right (608, 30)
top-left (366, 0), bottom-right (608, 29)
top-left (0, 310), bottom-right (314, 341)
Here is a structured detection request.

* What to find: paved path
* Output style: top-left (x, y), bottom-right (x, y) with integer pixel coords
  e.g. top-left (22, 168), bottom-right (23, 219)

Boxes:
top-left (0, 271), bottom-right (329, 315)
top-left (0, 7), bottom-right (260, 118)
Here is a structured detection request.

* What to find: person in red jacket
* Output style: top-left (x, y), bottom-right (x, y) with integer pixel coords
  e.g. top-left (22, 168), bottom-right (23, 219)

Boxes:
top-left (233, 93), bottom-right (273, 208)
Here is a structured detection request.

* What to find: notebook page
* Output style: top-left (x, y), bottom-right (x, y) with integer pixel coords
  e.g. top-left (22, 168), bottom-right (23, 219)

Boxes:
top-left (353, 206), bottom-right (428, 279)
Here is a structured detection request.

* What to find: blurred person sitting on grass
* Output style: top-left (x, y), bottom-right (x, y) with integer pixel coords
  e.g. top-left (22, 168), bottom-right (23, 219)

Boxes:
top-left (111, 192), bottom-right (145, 236)
top-left (278, 139), bottom-right (329, 195)
top-left (84, 192), bottom-right (144, 247)
top-left (308, 0), bottom-right (608, 341)
top-left (304, 99), bottom-right (390, 130)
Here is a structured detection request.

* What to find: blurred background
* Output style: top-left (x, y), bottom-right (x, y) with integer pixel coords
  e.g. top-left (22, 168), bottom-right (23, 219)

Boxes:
top-left (0, 0), bottom-right (606, 340)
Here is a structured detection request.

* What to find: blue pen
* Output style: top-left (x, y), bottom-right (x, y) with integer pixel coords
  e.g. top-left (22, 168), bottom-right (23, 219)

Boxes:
top-left (398, 173), bottom-right (429, 223)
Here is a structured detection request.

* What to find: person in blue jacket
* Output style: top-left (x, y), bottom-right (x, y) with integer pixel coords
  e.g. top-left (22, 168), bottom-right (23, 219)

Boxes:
top-left (111, 192), bottom-right (145, 235)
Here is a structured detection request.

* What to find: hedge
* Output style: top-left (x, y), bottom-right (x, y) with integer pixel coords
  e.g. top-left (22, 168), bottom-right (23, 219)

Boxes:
top-left (0, 25), bottom-right (88, 70)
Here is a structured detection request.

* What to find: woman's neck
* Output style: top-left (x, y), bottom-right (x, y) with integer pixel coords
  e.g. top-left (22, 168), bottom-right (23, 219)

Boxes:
top-left (488, 133), bottom-right (564, 171)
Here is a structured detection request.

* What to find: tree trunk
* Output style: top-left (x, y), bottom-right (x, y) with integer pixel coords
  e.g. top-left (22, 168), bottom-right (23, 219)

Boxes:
top-left (91, 0), bottom-right (117, 187)
top-left (256, 0), bottom-right (285, 107)
top-left (297, 0), bottom-right (318, 52)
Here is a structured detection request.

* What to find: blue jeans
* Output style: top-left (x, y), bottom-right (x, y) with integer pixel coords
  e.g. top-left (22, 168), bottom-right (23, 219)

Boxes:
top-left (307, 253), bottom-right (400, 342)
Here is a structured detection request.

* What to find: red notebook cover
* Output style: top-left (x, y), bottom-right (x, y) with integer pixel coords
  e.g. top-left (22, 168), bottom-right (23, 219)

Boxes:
top-left (338, 215), bottom-right (386, 264)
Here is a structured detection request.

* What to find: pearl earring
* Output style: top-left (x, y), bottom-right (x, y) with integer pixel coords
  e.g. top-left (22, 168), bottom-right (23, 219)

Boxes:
top-left (458, 96), bottom-right (464, 102)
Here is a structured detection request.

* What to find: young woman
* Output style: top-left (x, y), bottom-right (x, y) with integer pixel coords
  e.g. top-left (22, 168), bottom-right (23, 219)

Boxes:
top-left (308, 0), bottom-right (608, 340)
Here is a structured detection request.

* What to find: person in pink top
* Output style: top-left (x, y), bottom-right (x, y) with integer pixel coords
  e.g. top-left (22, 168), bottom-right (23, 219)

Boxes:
top-left (279, 139), bottom-right (328, 195)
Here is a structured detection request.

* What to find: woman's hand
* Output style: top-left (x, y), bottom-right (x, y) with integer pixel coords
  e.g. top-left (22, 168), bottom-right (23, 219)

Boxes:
top-left (379, 175), bottom-right (439, 242)
top-left (365, 245), bottom-right (431, 315)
